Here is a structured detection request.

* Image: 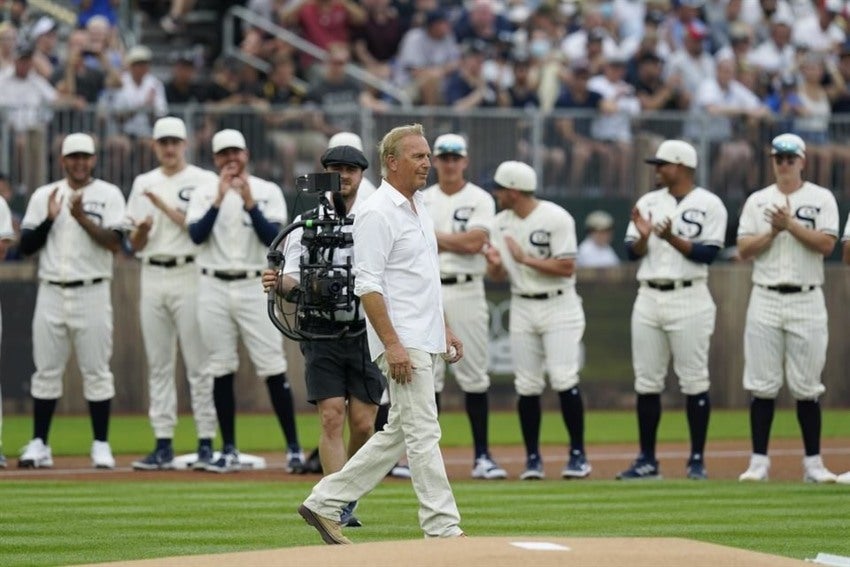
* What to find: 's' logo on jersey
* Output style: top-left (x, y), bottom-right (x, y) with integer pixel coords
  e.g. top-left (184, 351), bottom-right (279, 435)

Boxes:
top-left (679, 209), bottom-right (706, 238)
top-left (177, 187), bottom-right (194, 202)
top-left (83, 201), bottom-right (107, 225)
top-left (795, 206), bottom-right (820, 230)
top-left (452, 206), bottom-right (473, 233)
top-left (528, 230), bottom-right (552, 259)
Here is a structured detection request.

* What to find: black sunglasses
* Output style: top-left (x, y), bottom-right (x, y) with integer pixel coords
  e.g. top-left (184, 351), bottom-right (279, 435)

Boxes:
top-left (773, 154), bottom-right (798, 164)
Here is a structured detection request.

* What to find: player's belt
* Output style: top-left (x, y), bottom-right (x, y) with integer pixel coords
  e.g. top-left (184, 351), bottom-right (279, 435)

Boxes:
top-left (644, 280), bottom-right (693, 291)
top-left (517, 289), bottom-right (564, 300)
top-left (441, 274), bottom-right (477, 285)
top-left (201, 268), bottom-right (263, 281)
top-left (47, 278), bottom-right (105, 288)
top-left (760, 284), bottom-right (817, 294)
top-left (146, 255), bottom-right (195, 268)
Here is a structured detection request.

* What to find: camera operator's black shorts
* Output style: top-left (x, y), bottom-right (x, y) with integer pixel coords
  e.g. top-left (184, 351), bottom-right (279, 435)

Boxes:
top-left (301, 336), bottom-right (386, 405)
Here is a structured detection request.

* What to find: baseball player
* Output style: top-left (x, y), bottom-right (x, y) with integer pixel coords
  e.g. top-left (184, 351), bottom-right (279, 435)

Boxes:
top-left (17, 133), bottom-right (126, 469)
top-left (421, 133), bottom-right (506, 480)
top-left (0, 195), bottom-right (15, 468)
top-left (186, 128), bottom-right (304, 473)
top-left (840, 218), bottom-right (850, 485)
top-left (126, 117), bottom-right (219, 471)
top-left (264, 144), bottom-right (384, 527)
top-left (737, 133), bottom-right (838, 483)
top-left (617, 140), bottom-right (727, 481)
top-left (484, 160), bottom-right (591, 480)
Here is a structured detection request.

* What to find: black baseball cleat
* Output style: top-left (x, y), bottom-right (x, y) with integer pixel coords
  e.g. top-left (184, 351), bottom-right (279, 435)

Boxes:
top-left (686, 457), bottom-right (708, 480)
top-left (616, 455), bottom-right (661, 480)
top-left (132, 446), bottom-right (175, 471)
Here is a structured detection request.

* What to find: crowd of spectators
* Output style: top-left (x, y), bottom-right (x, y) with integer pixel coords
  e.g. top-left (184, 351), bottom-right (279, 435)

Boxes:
top-left (5, 0), bottom-right (850, 210)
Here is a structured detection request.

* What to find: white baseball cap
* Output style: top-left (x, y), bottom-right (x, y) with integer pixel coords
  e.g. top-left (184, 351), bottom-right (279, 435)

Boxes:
top-left (771, 133), bottom-right (806, 158)
top-left (212, 129), bottom-right (247, 153)
top-left (61, 133), bottom-right (95, 156)
top-left (645, 139), bottom-right (698, 168)
top-left (433, 133), bottom-right (468, 157)
top-left (328, 131), bottom-right (364, 152)
top-left (31, 16), bottom-right (57, 39)
top-left (125, 45), bottom-right (153, 65)
top-left (585, 210), bottom-right (614, 231)
top-left (153, 116), bottom-right (187, 140)
top-left (493, 160), bottom-right (536, 192)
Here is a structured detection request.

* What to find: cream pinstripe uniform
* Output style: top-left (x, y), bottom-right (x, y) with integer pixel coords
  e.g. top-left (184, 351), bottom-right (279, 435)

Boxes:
top-left (625, 187), bottom-right (727, 395)
top-left (421, 181), bottom-right (495, 394)
top-left (21, 179), bottom-right (126, 401)
top-left (738, 182), bottom-right (838, 400)
top-left (186, 175), bottom-right (288, 377)
top-left (0, 198), bottom-right (14, 444)
top-left (491, 201), bottom-right (585, 396)
top-left (127, 165), bottom-right (219, 440)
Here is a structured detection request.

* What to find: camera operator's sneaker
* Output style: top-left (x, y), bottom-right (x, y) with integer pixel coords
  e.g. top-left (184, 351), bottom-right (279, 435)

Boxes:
top-left (206, 446), bottom-right (240, 473)
top-left (561, 452), bottom-right (592, 479)
top-left (18, 438), bottom-right (53, 468)
top-left (686, 456), bottom-right (708, 480)
top-left (132, 444), bottom-right (175, 471)
top-left (803, 455), bottom-right (837, 483)
top-left (91, 441), bottom-right (116, 469)
top-left (520, 454), bottom-right (545, 480)
top-left (738, 454), bottom-right (770, 482)
top-left (193, 441), bottom-right (214, 470)
top-left (286, 450), bottom-right (306, 474)
top-left (616, 455), bottom-right (661, 480)
top-left (472, 454), bottom-right (508, 479)
top-left (339, 500), bottom-right (362, 527)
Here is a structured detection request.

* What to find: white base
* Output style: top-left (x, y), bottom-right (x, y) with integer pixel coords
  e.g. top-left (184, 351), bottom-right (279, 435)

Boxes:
top-left (171, 452), bottom-right (267, 471)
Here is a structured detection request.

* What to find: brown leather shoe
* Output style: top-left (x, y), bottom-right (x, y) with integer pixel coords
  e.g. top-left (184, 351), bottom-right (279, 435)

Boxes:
top-left (298, 504), bottom-right (352, 545)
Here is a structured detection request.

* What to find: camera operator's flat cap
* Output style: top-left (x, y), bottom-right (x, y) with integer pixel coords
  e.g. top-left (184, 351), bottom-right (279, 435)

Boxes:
top-left (493, 160), bottom-right (536, 192)
top-left (62, 133), bottom-right (95, 156)
top-left (212, 129), bottom-right (247, 153)
top-left (321, 145), bottom-right (369, 170)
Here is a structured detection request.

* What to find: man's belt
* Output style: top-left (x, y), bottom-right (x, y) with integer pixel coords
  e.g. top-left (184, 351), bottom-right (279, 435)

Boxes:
top-left (644, 280), bottom-right (694, 292)
top-left (517, 289), bottom-right (564, 300)
top-left (47, 278), bottom-right (105, 288)
top-left (441, 274), bottom-right (477, 285)
top-left (760, 284), bottom-right (817, 294)
top-left (146, 255), bottom-right (195, 268)
top-left (201, 268), bottom-right (263, 281)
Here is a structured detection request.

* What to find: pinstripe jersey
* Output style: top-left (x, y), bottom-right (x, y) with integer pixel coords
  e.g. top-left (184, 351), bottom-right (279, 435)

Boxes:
top-left (492, 200), bottom-right (577, 294)
top-left (738, 182), bottom-right (838, 285)
top-left (421, 181), bottom-right (495, 277)
top-left (185, 175), bottom-right (288, 271)
top-left (625, 187), bottom-right (727, 281)
top-left (126, 165), bottom-right (218, 259)
top-left (22, 179), bottom-right (126, 281)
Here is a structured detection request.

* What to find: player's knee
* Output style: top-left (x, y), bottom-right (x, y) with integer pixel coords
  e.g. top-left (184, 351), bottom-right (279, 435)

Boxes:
top-left (514, 380), bottom-right (545, 397)
top-left (681, 378), bottom-right (710, 396)
top-left (549, 373), bottom-right (579, 392)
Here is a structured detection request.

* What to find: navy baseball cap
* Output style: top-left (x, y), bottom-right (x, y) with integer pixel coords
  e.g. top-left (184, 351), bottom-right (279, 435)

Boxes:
top-left (321, 145), bottom-right (369, 170)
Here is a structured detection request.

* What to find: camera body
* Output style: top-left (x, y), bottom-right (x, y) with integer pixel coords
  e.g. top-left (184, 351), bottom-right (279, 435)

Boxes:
top-left (296, 172), bottom-right (341, 193)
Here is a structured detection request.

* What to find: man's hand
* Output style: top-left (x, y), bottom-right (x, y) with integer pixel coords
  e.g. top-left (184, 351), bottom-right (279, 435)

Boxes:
top-left (261, 268), bottom-right (278, 293)
top-left (136, 215), bottom-right (153, 234)
top-left (47, 187), bottom-right (62, 220)
top-left (444, 328), bottom-right (464, 364)
top-left (504, 235), bottom-right (526, 264)
top-left (484, 244), bottom-right (502, 268)
top-left (69, 191), bottom-right (86, 222)
top-left (215, 163), bottom-right (238, 205)
top-left (232, 172), bottom-right (255, 210)
top-left (631, 206), bottom-right (652, 239)
top-left (765, 196), bottom-right (792, 234)
top-left (653, 217), bottom-right (674, 241)
top-left (385, 342), bottom-right (413, 384)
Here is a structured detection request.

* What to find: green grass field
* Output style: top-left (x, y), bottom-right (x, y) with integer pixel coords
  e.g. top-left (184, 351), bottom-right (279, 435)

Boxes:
top-left (1, 410), bottom-right (849, 566)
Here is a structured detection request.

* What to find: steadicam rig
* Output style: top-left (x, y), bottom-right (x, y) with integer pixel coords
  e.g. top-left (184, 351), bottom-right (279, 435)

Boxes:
top-left (266, 173), bottom-right (364, 341)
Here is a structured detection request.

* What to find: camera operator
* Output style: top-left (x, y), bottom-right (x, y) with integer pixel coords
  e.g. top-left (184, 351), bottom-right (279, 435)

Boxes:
top-left (262, 145), bottom-right (384, 528)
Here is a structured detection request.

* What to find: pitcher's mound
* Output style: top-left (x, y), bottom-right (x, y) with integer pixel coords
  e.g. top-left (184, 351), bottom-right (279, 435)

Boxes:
top-left (83, 536), bottom-right (808, 566)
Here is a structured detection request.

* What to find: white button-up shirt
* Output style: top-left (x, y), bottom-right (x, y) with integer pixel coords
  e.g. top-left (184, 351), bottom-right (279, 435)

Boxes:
top-left (353, 180), bottom-right (446, 360)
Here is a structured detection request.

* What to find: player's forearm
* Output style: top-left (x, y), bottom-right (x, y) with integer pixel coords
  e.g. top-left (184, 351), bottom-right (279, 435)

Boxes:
top-left (664, 234), bottom-right (693, 258)
top-left (187, 206), bottom-right (219, 244)
top-left (627, 237), bottom-right (649, 259)
top-left (128, 228), bottom-right (148, 251)
top-left (736, 232), bottom-right (775, 261)
top-left (246, 206), bottom-right (280, 247)
top-left (520, 256), bottom-right (574, 278)
top-left (360, 292), bottom-right (402, 349)
top-left (786, 223), bottom-right (837, 256)
top-left (77, 217), bottom-right (122, 253)
top-left (160, 205), bottom-right (186, 228)
top-left (436, 230), bottom-right (487, 254)
top-left (19, 221), bottom-right (53, 256)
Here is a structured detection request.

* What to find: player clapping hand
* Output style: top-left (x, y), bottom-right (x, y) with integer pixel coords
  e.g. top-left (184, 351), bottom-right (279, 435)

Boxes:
top-left (47, 187), bottom-right (62, 220)
top-left (764, 196), bottom-right (792, 233)
top-left (68, 190), bottom-right (85, 221)
top-left (630, 206), bottom-right (652, 239)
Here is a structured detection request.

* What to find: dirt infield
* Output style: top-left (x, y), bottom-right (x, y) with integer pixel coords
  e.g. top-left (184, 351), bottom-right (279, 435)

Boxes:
top-left (79, 536), bottom-right (810, 567)
top-left (3, 438), bottom-right (849, 482)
